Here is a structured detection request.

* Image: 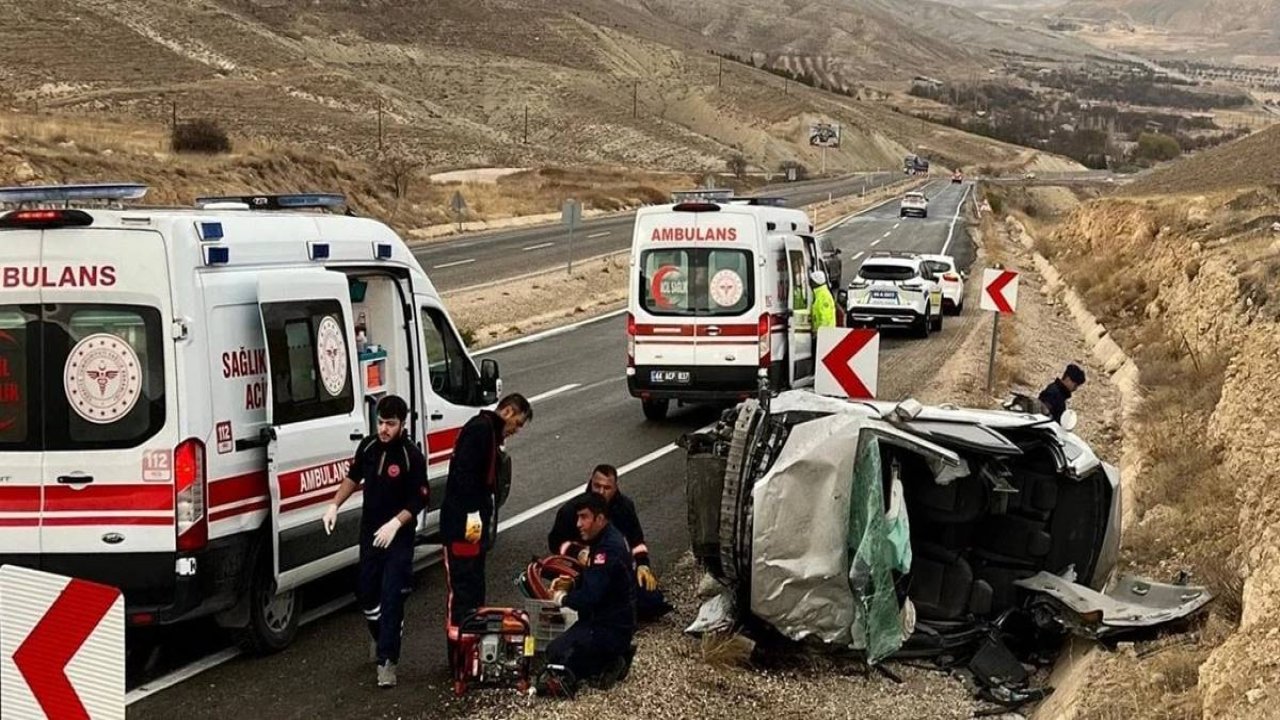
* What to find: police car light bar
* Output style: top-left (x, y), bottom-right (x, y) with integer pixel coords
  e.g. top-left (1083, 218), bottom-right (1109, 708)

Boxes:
top-left (195, 193), bottom-right (347, 212)
top-left (0, 183), bottom-right (149, 206)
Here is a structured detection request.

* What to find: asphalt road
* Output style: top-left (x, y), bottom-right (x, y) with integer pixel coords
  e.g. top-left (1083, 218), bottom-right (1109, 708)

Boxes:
top-left (127, 180), bottom-right (980, 720)
top-left (414, 172), bottom-right (904, 291)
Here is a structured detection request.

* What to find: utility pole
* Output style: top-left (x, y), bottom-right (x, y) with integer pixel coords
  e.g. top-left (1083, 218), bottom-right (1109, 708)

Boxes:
top-left (171, 100), bottom-right (177, 130)
top-left (633, 82), bottom-right (638, 119)
top-left (718, 56), bottom-right (723, 87)
top-left (377, 100), bottom-right (384, 153)
top-left (523, 105), bottom-right (529, 144)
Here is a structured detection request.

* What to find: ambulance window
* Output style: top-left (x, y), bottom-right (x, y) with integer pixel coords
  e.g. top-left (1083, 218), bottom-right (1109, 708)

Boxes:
top-left (421, 307), bottom-right (479, 406)
top-left (43, 305), bottom-right (166, 450)
top-left (262, 300), bottom-right (355, 426)
top-left (641, 249), bottom-right (754, 317)
top-left (789, 250), bottom-right (808, 310)
top-left (640, 250), bottom-right (692, 315)
top-left (0, 306), bottom-right (36, 450)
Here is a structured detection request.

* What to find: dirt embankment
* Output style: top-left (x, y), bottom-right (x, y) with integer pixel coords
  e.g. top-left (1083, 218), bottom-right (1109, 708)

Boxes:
top-left (1025, 188), bottom-right (1280, 719)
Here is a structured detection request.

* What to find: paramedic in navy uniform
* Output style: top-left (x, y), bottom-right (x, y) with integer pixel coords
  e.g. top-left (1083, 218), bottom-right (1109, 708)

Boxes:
top-left (322, 394), bottom-right (428, 689)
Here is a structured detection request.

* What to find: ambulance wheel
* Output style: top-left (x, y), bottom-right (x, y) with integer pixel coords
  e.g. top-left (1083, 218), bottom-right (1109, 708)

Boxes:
top-left (642, 399), bottom-right (669, 421)
top-left (239, 557), bottom-right (299, 655)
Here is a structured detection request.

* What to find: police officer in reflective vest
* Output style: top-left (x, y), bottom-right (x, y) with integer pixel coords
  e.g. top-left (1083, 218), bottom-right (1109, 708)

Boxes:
top-left (322, 395), bottom-right (427, 688)
top-left (546, 492), bottom-right (637, 694)
top-left (547, 465), bottom-right (673, 621)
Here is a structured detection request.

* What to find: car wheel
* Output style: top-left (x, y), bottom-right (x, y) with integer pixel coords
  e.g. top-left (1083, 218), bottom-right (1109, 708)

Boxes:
top-left (641, 398), bottom-right (670, 421)
top-left (238, 551), bottom-right (299, 655)
top-left (915, 305), bottom-right (931, 338)
top-left (931, 307), bottom-right (943, 332)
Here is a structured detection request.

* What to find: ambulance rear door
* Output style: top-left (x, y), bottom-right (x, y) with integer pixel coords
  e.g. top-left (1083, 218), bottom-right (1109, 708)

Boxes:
top-left (0, 228), bottom-right (42, 560)
top-left (257, 269), bottom-right (365, 592)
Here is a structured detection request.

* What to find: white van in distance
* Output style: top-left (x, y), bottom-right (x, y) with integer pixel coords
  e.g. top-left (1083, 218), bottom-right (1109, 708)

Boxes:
top-left (626, 195), bottom-right (825, 420)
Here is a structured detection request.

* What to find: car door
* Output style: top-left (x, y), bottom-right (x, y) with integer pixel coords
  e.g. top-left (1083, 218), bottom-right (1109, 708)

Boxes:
top-left (784, 237), bottom-right (814, 386)
top-left (257, 269), bottom-right (365, 593)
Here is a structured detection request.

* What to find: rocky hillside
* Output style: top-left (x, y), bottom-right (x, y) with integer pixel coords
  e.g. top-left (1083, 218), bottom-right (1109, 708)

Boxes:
top-left (1120, 124), bottom-right (1280, 196)
top-left (0, 0), bottom-right (1073, 175)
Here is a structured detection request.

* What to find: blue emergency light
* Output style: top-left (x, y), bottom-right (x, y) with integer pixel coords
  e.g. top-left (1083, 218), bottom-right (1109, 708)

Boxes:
top-left (309, 242), bottom-right (331, 260)
top-left (373, 243), bottom-right (393, 260)
top-left (0, 183), bottom-right (149, 206)
top-left (198, 222), bottom-right (224, 241)
top-left (204, 247), bottom-right (230, 265)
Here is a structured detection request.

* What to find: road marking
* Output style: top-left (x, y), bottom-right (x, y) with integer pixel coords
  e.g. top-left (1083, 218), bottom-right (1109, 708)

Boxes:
top-left (124, 427), bottom-right (703, 705)
top-left (527, 383), bottom-right (581, 403)
top-left (881, 230), bottom-right (892, 238)
top-left (434, 258), bottom-right (476, 269)
top-left (474, 309), bottom-right (627, 356)
top-left (893, 223), bottom-right (901, 229)
top-left (870, 239), bottom-right (881, 246)
top-left (522, 242), bottom-right (555, 251)
top-left (941, 184), bottom-right (973, 255)
top-left (851, 251), bottom-right (864, 260)
top-left (587, 231), bottom-right (611, 239)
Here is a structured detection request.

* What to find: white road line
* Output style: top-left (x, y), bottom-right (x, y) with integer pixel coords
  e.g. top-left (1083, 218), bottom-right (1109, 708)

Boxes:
top-left (893, 223), bottom-right (901, 229)
top-left (881, 231), bottom-right (892, 238)
top-left (870, 239), bottom-right (881, 246)
top-left (851, 251), bottom-right (864, 260)
top-left (526, 383), bottom-right (581, 404)
top-left (124, 428), bottom-right (700, 705)
top-left (474, 309), bottom-right (627, 356)
top-left (522, 242), bottom-right (555, 251)
top-left (941, 184), bottom-right (973, 256)
top-left (587, 231), bottom-right (611, 239)
top-left (433, 258), bottom-right (476, 269)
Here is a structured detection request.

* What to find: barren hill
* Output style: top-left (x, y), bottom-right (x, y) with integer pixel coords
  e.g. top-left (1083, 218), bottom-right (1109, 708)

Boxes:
top-left (1121, 124), bottom-right (1280, 195)
top-left (0, 0), bottom-right (1076, 178)
top-left (1053, 0), bottom-right (1280, 53)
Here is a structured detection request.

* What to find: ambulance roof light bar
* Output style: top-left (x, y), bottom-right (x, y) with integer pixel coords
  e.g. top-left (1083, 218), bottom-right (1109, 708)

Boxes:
top-left (0, 183), bottom-right (149, 208)
top-left (194, 193), bottom-right (347, 212)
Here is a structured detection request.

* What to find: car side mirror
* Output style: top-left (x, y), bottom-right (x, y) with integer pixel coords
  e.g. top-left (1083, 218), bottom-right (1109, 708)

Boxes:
top-left (1059, 409), bottom-right (1079, 432)
top-left (480, 359), bottom-right (501, 404)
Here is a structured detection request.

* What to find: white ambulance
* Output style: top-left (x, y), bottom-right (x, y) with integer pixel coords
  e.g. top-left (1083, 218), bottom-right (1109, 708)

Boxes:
top-left (626, 196), bottom-right (823, 420)
top-left (0, 184), bottom-right (501, 652)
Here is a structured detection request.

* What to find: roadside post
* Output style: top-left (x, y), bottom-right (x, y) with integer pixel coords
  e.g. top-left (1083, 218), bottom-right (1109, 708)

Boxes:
top-left (980, 267), bottom-right (1020, 391)
top-left (450, 190), bottom-right (467, 233)
top-left (562, 198), bottom-right (582, 274)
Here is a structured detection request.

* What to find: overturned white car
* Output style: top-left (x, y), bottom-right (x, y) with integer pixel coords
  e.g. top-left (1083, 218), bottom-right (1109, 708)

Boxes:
top-left (682, 391), bottom-right (1210, 664)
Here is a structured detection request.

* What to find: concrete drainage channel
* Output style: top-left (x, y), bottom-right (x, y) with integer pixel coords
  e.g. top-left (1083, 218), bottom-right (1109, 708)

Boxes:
top-left (1004, 217), bottom-right (1146, 720)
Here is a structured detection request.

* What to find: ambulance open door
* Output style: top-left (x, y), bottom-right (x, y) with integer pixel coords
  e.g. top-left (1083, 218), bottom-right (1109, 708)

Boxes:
top-left (256, 269), bottom-right (366, 592)
top-left (784, 236), bottom-right (815, 387)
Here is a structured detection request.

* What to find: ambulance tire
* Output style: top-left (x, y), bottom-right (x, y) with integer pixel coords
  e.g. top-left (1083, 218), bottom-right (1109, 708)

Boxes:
top-left (239, 554), bottom-right (299, 654)
top-left (642, 399), bottom-right (670, 421)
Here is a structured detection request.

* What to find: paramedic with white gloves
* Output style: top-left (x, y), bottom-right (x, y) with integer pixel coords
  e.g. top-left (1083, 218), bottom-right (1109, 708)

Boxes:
top-left (322, 394), bottom-right (428, 689)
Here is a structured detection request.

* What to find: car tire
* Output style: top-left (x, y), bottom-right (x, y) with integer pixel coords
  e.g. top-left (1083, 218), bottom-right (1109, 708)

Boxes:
top-left (914, 305), bottom-right (931, 338)
top-left (238, 552), bottom-right (299, 655)
top-left (641, 398), bottom-right (670, 421)
top-left (932, 307), bottom-right (943, 332)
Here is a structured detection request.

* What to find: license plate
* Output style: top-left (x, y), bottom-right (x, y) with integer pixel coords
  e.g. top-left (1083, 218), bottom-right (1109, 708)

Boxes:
top-left (650, 370), bottom-right (691, 384)
top-left (870, 290), bottom-right (898, 304)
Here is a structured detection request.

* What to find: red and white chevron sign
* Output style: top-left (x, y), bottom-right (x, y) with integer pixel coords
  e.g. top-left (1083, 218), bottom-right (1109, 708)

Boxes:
top-left (980, 268), bottom-right (1019, 314)
top-left (0, 565), bottom-right (124, 720)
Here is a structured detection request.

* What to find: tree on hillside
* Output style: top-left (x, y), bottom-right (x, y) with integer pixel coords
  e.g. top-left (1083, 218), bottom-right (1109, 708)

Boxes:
top-left (726, 154), bottom-right (748, 180)
top-left (382, 148), bottom-right (421, 198)
top-left (1135, 132), bottom-right (1182, 163)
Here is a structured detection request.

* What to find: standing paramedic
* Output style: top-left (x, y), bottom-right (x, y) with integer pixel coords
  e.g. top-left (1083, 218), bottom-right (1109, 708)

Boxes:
top-left (322, 395), bottom-right (427, 689)
top-left (440, 394), bottom-right (532, 628)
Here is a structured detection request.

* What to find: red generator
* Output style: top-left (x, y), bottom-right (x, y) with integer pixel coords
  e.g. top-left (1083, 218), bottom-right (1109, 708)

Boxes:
top-left (448, 607), bottom-right (534, 696)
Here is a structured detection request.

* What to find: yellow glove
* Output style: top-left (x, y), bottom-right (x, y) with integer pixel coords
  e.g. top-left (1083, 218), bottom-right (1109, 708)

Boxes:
top-left (464, 512), bottom-right (483, 544)
top-left (636, 565), bottom-right (658, 592)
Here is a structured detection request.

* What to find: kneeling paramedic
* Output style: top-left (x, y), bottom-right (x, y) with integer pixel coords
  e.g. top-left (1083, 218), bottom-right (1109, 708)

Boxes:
top-left (322, 395), bottom-right (428, 688)
top-left (547, 465), bottom-right (673, 621)
top-left (545, 492), bottom-right (636, 694)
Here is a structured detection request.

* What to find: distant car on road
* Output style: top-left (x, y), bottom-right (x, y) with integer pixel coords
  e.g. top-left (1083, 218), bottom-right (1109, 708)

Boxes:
top-left (846, 252), bottom-right (944, 337)
top-left (951, 170), bottom-right (964, 184)
top-left (899, 191), bottom-right (929, 219)
top-left (922, 254), bottom-right (966, 315)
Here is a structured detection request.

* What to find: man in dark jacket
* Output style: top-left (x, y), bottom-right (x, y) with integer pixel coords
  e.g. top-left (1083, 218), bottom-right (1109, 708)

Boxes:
top-left (547, 465), bottom-right (673, 621)
top-left (322, 395), bottom-right (428, 688)
top-left (441, 393), bottom-right (531, 630)
top-left (545, 492), bottom-right (636, 694)
top-left (1038, 363), bottom-right (1086, 423)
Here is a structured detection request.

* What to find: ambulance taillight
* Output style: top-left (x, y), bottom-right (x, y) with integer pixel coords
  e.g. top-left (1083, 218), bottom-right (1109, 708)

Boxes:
top-left (175, 438), bottom-right (209, 552)
top-left (626, 312), bottom-right (636, 367)
top-left (758, 313), bottom-right (771, 367)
